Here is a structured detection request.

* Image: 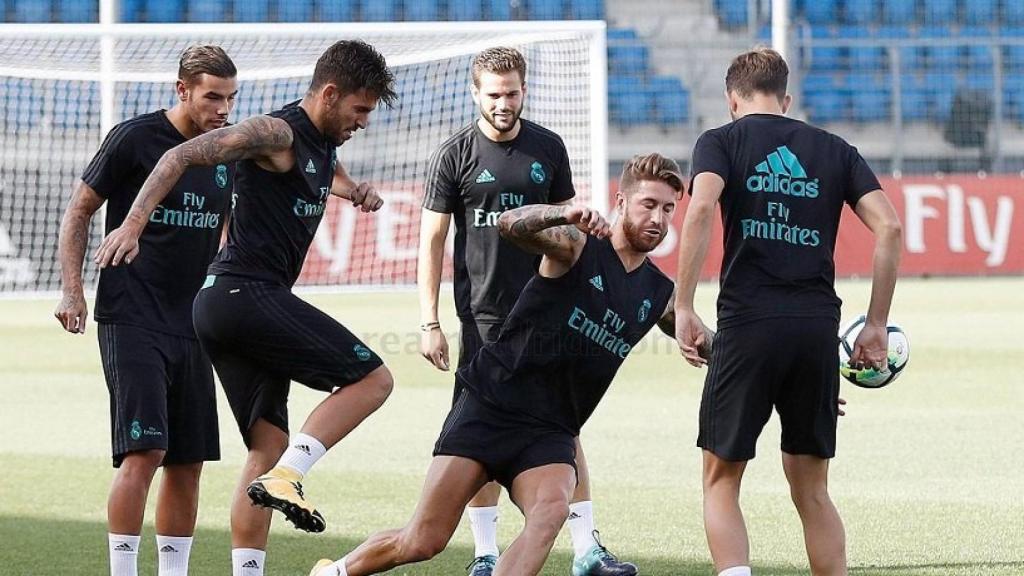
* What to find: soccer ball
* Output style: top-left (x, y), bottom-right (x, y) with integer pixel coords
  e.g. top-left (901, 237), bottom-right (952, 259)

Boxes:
top-left (838, 315), bottom-right (909, 389)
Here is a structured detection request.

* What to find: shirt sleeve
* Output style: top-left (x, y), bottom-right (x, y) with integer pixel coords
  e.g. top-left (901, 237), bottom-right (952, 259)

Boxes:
top-left (81, 122), bottom-right (134, 199)
top-left (689, 129), bottom-right (731, 186)
top-left (421, 143), bottom-right (460, 213)
top-left (548, 139), bottom-right (576, 203)
top-left (843, 143), bottom-right (882, 207)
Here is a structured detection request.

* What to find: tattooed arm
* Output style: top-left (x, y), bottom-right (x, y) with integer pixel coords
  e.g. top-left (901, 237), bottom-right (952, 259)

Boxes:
top-left (54, 181), bottom-right (105, 334)
top-left (94, 116), bottom-right (293, 267)
top-left (497, 204), bottom-right (610, 277)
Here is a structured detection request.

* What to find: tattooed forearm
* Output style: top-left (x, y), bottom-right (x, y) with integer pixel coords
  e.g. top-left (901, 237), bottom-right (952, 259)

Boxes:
top-left (498, 204), bottom-right (580, 257)
top-left (58, 183), bottom-right (104, 292)
top-left (123, 116), bottom-right (292, 228)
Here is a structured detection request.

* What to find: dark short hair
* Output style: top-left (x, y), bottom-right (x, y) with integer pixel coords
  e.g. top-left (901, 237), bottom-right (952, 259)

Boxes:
top-left (620, 153), bottom-right (685, 197)
top-left (472, 47), bottom-right (527, 87)
top-left (725, 47), bottom-right (789, 101)
top-left (310, 40), bottom-right (397, 107)
top-left (178, 45), bottom-right (237, 85)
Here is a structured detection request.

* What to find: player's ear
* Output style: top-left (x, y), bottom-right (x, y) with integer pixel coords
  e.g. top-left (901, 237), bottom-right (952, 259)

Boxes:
top-left (470, 82), bottom-right (480, 106)
top-left (176, 79), bottom-right (189, 102)
top-left (616, 190), bottom-right (626, 213)
top-left (725, 89), bottom-right (738, 115)
top-left (321, 83), bottom-right (339, 106)
top-left (781, 93), bottom-right (793, 114)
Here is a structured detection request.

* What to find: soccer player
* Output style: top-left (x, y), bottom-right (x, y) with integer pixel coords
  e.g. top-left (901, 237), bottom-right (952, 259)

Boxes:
top-left (418, 46), bottom-right (635, 576)
top-left (54, 45), bottom-right (237, 576)
top-left (673, 48), bottom-right (902, 576)
top-left (310, 153), bottom-right (685, 576)
top-left (93, 40), bottom-right (398, 576)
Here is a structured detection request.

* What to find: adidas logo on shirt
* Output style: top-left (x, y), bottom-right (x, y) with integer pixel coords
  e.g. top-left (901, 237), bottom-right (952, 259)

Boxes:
top-left (113, 542), bottom-right (134, 552)
top-left (306, 159), bottom-right (317, 174)
top-left (475, 169), bottom-right (496, 184)
top-left (589, 275), bottom-right (604, 292)
top-left (746, 145), bottom-right (819, 198)
top-left (160, 545), bottom-right (178, 553)
top-left (242, 559), bottom-right (260, 569)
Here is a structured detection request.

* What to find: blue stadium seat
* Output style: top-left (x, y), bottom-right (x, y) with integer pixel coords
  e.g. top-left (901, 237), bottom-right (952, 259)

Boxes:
top-left (882, 0), bottom-right (915, 24)
top-left (836, 24), bottom-right (870, 38)
top-left (810, 46), bottom-right (844, 72)
top-left (846, 71), bottom-right (887, 92)
top-left (922, 0), bottom-right (956, 25)
top-left (188, 0), bottom-right (225, 22)
top-left (1005, 45), bottom-right (1024, 69)
top-left (1006, 2), bottom-right (1024, 26)
top-left (58, 0), bottom-right (97, 22)
top-left (852, 89), bottom-right (890, 122)
top-left (405, 0), bottom-right (439, 21)
top-left (234, 0), bottom-right (268, 21)
top-left (924, 71), bottom-right (956, 119)
top-left (899, 46), bottom-right (924, 70)
top-left (849, 46), bottom-right (886, 70)
top-left (804, 91), bottom-right (848, 123)
top-left (650, 76), bottom-right (688, 125)
top-left (844, 0), bottom-right (878, 25)
top-left (608, 44), bottom-right (649, 77)
top-left (608, 28), bottom-right (639, 42)
top-left (145, 0), bottom-right (184, 22)
top-left (14, 0), bottom-right (51, 22)
top-left (278, 0), bottom-right (313, 21)
top-left (804, 0), bottom-right (837, 25)
top-left (487, 0), bottom-right (511, 20)
top-left (608, 77), bottom-right (651, 126)
top-left (715, 0), bottom-right (748, 29)
top-left (119, 0), bottom-right (144, 21)
top-left (447, 0), bottom-right (482, 20)
top-left (964, 0), bottom-right (996, 25)
top-left (570, 0), bottom-right (604, 20)
top-left (360, 0), bottom-right (397, 20)
top-left (926, 44), bottom-right (961, 71)
top-left (965, 45), bottom-right (994, 70)
top-left (959, 25), bottom-right (994, 37)
top-left (1003, 76), bottom-right (1024, 122)
top-left (963, 72), bottom-right (994, 91)
top-left (320, 0), bottom-right (356, 21)
top-left (803, 73), bottom-right (841, 94)
top-left (899, 86), bottom-right (930, 121)
top-left (527, 0), bottom-right (564, 20)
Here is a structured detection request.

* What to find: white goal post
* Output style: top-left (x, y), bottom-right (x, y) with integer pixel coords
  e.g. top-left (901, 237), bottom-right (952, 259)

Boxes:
top-left (0, 20), bottom-right (607, 294)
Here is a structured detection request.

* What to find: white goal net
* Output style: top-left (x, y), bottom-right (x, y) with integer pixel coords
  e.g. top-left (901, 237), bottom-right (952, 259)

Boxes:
top-left (0, 21), bottom-right (606, 293)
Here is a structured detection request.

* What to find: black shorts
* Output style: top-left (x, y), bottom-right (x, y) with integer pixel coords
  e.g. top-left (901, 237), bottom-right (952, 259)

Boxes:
top-left (193, 274), bottom-right (384, 445)
top-left (97, 323), bottom-right (219, 468)
top-left (454, 319), bottom-right (503, 404)
top-left (697, 317), bottom-right (840, 461)
top-left (433, 389), bottom-right (577, 491)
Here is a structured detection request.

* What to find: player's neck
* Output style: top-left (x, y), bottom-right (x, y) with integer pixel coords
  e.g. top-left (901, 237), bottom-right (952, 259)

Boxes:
top-left (733, 94), bottom-right (788, 119)
top-left (164, 105), bottom-right (201, 140)
top-left (298, 97), bottom-right (328, 138)
top-left (611, 233), bottom-right (646, 273)
top-left (477, 117), bottom-right (521, 142)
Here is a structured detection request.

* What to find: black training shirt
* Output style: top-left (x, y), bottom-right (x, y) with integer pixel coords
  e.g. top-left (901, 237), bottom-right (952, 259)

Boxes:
top-left (208, 101), bottom-right (336, 287)
top-left (457, 236), bottom-right (674, 436)
top-left (84, 110), bottom-right (232, 338)
top-left (691, 113), bottom-right (881, 328)
top-left (422, 119), bottom-right (576, 322)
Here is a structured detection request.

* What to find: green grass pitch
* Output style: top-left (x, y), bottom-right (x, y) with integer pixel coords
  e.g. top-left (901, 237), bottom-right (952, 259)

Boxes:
top-left (1, 277), bottom-right (1022, 575)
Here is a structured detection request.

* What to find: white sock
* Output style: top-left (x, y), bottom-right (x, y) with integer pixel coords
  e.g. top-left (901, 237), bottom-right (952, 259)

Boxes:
top-left (718, 567), bottom-right (752, 576)
top-left (328, 556), bottom-right (350, 576)
top-left (156, 535), bottom-right (192, 576)
top-left (568, 501), bottom-right (598, 559)
top-left (232, 548), bottom-right (266, 576)
top-left (276, 433), bottom-right (327, 478)
top-left (109, 533), bottom-right (140, 576)
top-left (467, 505), bottom-right (500, 558)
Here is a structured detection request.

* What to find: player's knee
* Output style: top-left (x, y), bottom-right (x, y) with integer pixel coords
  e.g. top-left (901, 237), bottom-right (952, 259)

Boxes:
top-left (120, 449), bottom-right (165, 475)
top-left (525, 499), bottom-right (569, 540)
top-left (362, 366), bottom-right (394, 405)
top-left (163, 462), bottom-right (203, 486)
top-left (399, 529), bottom-right (446, 562)
top-left (790, 485), bottom-right (831, 511)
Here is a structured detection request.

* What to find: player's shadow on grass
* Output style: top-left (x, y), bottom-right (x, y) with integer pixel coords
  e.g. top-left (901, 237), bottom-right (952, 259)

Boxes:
top-left (4, 515), bottom-right (1021, 575)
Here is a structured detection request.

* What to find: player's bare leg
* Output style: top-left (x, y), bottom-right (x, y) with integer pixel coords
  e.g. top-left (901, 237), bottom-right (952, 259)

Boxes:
top-left (233, 419), bottom-right (287, 549)
top-left (782, 454), bottom-right (847, 576)
top-left (108, 449), bottom-right (164, 534)
top-left (566, 438), bottom-right (636, 576)
top-left (702, 450), bottom-right (750, 573)
top-left (494, 464), bottom-right (576, 576)
top-left (311, 455), bottom-right (489, 576)
top-left (248, 366), bottom-right (394, 533)
top-left (155, 463), bottom-right (202, 536)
